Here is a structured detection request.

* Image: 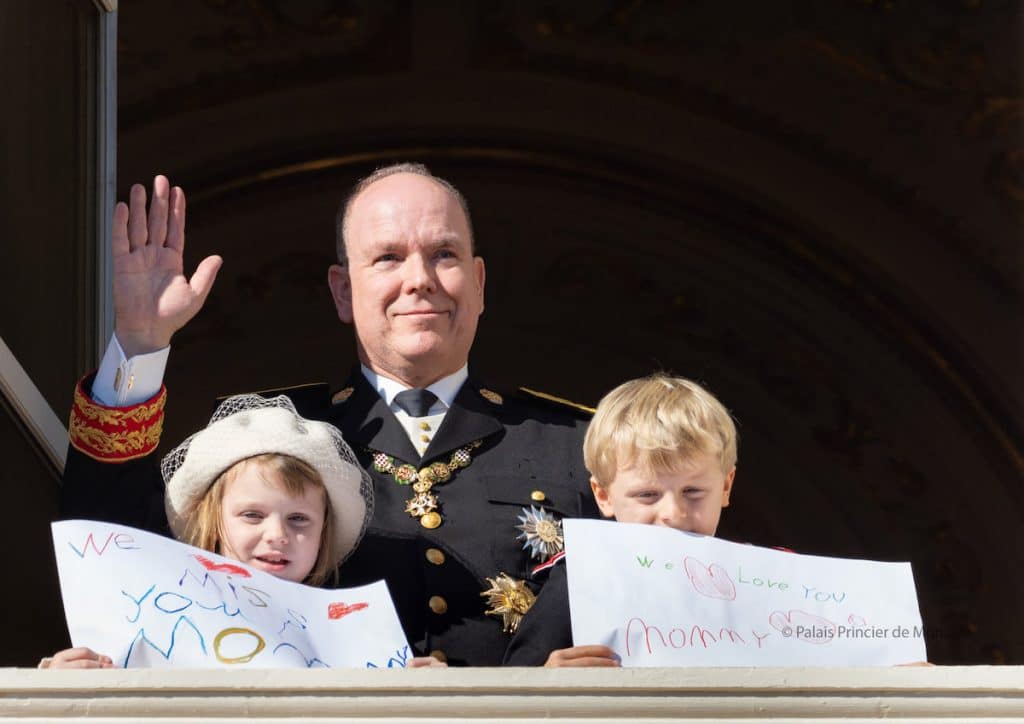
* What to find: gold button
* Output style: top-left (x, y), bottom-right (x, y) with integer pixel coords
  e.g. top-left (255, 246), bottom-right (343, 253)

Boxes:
top-left (421, 434), bottom-right (431, 442)
top-left (420, 512), bottom-right (442, 529)
top-left (429, 649), bottom-right (447, 663)
top-left (428, 596), bottom-right (448, 614)
top-left (420, 421), bottom-right (431, 431)
top-left (425, 548), bottom-right (446, 565)
top-left (530, 490), bottom-right (546, 502)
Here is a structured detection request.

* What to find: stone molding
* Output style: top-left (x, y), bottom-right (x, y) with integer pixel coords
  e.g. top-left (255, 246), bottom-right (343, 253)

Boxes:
top-left (2, 666), bottom-right (1022, 721)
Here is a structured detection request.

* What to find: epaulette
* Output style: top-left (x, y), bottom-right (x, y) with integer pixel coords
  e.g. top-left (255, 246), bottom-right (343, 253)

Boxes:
top-left (215, 382), bottom-right (330, 420)
top-left (516, 387), bottom-right (595, 418)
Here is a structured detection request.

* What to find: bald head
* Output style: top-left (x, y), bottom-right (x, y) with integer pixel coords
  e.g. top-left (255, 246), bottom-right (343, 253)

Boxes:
top-left (335, 163), bottom-right (474, 264)
top-left (326, 165), bottom-right (486, 387)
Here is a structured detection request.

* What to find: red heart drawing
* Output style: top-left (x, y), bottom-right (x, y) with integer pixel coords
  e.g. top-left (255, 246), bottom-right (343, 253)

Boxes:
top-left (328, 601), bottom-right (369, 620)
top-left (194, 554), bottom-right (251, 578)
top-left (769, 610), bottom-right (837, 645)
top-left (683, 557), bottom-right (737, 600)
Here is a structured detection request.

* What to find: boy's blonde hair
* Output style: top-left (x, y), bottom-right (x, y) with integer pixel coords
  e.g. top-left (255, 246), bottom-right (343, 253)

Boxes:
top-left (181, 453), bottom-right (339, 587)
top-left (584, 374), bottom-right (738, 486)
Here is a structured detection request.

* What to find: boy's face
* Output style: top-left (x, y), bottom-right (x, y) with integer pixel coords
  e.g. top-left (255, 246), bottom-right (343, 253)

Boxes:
top-left (218, 459), bottom-right (326, 583)
top-left (591, 452), bottom-right (735, 536)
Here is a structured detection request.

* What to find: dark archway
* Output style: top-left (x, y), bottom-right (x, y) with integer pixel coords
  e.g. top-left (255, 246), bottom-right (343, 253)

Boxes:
top-left (102, 0), bottom-right (1023, 664)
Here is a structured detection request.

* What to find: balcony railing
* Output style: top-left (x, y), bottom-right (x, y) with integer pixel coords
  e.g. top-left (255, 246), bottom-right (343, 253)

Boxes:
top-left (2, 666), bottom-right (1021, 721)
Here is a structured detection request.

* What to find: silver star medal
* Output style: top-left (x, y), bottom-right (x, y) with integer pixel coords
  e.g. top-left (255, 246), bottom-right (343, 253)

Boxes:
top-left (515, 505), bottom-right (564, 560)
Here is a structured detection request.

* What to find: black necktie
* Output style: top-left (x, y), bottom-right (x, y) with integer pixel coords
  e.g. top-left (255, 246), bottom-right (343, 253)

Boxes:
top-left (394, 388), bottom-right (439, 417)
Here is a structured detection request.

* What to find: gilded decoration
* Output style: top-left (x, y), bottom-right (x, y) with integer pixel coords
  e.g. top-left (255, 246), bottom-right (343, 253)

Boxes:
top-left (371, 442), bottom-right (483, 527)
top-left (479, 388), bottom-right (504, 405)
top-left (72, 383), bottom-right (167, 428)
top-left (481, 574), bottom-right (536, 634)
top-left (516, 506), bottom-right (564, 561)
top-left (332, 387), bottom-right (354, 404)
top-left (68, 380), bottom-right (166, 461)
top-left (69, 411), bottom-right (164, 462)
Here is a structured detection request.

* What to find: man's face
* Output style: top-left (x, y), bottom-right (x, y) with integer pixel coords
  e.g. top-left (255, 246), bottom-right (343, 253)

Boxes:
top-left (328, 173), bottom-right (485, 387)
top-left (591, 452), bottom-right (736, 536)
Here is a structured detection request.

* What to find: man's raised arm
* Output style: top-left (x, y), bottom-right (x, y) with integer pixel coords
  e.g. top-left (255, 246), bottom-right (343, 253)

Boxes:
top-left (91, 175), bottom-right (222, 406)
top-left (61, 176), bottom-right (222, 531)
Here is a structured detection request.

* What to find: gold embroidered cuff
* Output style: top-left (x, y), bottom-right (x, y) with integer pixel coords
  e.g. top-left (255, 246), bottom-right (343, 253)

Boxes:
top-left (68, 377), bottom-right (166, 462)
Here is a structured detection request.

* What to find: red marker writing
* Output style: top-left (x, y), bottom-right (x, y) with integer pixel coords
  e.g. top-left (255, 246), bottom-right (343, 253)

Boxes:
top-left (194, 554), bottom-right (252, 578)
top-left (328, 602), bottom-right (369, 620)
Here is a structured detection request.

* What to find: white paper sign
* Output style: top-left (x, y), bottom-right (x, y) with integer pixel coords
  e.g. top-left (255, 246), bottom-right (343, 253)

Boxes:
top-left (53, 520), bottom-right (413, 669)
top-left (565, 519), bottom-right (926, 666)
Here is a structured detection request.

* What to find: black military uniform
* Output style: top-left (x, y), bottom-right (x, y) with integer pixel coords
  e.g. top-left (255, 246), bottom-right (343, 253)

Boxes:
top-left (327, 370), bottom-right (597, 665)
top-left (60, 368), bottom-right (598, 666)
top-left (502, 559), bottom-right (573, 666)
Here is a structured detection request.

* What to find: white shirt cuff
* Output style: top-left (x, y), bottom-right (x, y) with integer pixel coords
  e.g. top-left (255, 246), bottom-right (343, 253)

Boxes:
top-left (92, 334), bottom-right (170, 407)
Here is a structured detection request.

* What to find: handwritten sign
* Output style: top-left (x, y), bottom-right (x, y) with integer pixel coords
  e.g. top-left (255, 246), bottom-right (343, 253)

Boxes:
top-left (53, 520), bottom-right (413, 669)
top-left (564, 519), bottom-right (926, 666)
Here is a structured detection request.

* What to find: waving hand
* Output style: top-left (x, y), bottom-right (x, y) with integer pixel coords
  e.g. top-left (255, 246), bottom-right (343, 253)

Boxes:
top-left (112, 175), bottom-right (222, 357)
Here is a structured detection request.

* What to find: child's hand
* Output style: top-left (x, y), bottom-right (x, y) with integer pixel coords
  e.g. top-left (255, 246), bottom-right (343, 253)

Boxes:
top-left (544, 644), bottom-right (620, 668)
top-left (407, 655), bottom-right (448, 668)
top-left (39, 647), bottom-right (115, 670)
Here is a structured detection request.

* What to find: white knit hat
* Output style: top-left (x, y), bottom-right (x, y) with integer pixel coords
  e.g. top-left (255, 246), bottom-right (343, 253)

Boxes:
top-left (161, 394), bottom-right (372, 569)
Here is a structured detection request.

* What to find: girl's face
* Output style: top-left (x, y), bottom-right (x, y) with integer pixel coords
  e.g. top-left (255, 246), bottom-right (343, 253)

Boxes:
top-left (218, 459), bottom-right (326, 583)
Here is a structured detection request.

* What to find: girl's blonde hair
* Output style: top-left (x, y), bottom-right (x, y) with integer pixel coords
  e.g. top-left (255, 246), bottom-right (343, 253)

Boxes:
top-left (181, 453), bottom-right (340, 587)
top-left (584, 374), bottom-right (738, 486)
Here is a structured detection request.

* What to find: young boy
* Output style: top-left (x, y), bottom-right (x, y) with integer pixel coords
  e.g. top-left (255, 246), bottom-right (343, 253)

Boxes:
top-left (503, 373), bottom-right (737, 667)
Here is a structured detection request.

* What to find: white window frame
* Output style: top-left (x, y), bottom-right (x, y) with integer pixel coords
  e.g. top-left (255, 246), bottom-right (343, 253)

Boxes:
top-left (0, 340), bottom-right (68, 471)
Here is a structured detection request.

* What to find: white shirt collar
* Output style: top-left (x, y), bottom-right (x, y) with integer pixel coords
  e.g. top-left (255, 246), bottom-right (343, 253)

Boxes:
top-left (360, 364), bottom-right (468, 411)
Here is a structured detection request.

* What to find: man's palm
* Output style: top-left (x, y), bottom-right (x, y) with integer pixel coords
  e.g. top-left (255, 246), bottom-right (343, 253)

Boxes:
top-left (112, 177), bottom-right (221, 357)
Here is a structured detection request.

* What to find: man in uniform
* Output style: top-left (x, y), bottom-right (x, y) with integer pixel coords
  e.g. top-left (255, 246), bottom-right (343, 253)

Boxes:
top-left (61, 164), bottom-right (598, 666)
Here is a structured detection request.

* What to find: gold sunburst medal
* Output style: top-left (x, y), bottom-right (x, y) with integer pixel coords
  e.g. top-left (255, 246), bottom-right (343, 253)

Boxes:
top-left (481, 573), bottom-right (537, 633)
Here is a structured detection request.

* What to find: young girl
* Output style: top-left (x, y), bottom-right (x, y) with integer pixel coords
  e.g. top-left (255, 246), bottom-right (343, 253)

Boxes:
top-left (43, 394), bottom-right (442, 669)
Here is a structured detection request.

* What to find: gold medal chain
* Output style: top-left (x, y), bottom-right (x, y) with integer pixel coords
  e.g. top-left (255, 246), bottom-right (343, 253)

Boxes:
top-left (370, 441), bottom-right (483, 529)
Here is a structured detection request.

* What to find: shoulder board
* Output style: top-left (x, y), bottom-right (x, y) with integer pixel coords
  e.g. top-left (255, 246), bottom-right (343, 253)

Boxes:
top-left (215, 382), bottom-right (330, 419)
top-left (517, 387), bottom-right (595, 417)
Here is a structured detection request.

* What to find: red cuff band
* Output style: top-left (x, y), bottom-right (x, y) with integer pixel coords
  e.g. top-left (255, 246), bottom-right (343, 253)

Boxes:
top-left (68, 377), bottom-right (166, 462)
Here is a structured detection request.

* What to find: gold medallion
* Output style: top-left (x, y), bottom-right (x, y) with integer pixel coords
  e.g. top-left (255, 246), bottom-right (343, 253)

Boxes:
top-left (516, 505), bottom-right (565, 560)
top-left (481, 573), bottom-right (536, 633)
top-left (369, 441), bottom-right (483, 527)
